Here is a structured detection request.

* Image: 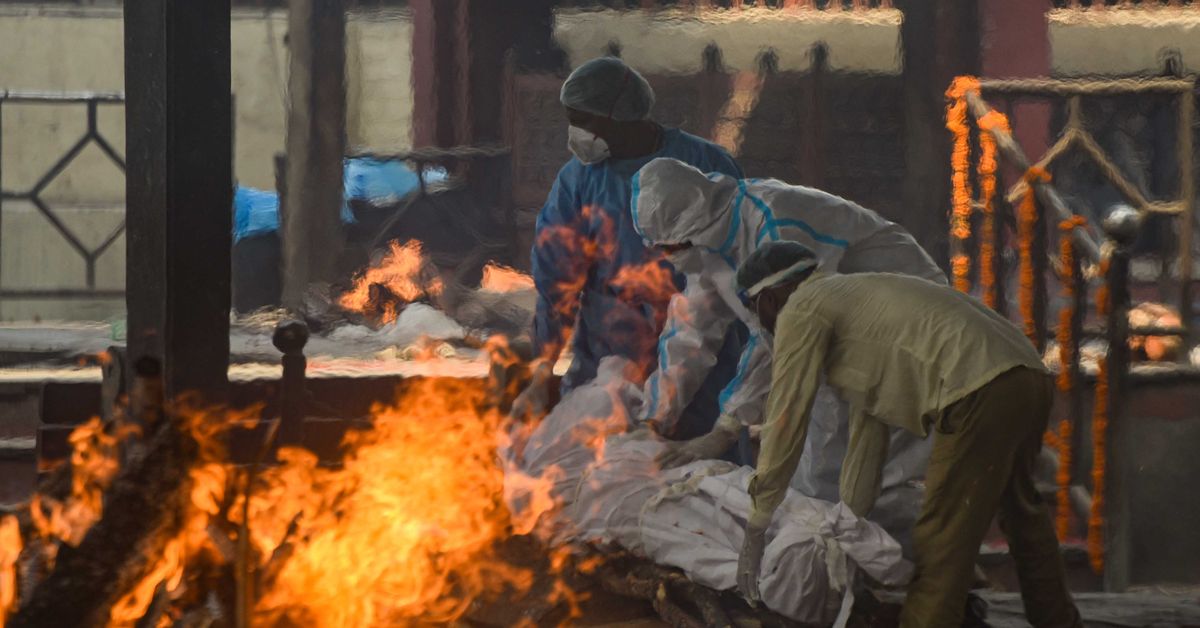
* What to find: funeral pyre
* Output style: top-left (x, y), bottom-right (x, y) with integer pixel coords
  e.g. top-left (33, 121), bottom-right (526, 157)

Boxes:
top-left (0, 360), bottom-right (584, 627)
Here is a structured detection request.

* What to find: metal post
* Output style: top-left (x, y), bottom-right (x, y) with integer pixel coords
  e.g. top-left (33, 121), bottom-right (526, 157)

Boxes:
top-left (993, 195), bottom-right (1010, 317)
top-left (1178, 86), bottom-right (1195, 347)
top-left (1101, 208), bottom-right (1137, 592)
top-left (1068, 242), bottom-right (1087, 482)
top-left (1034, 193), bottom-right (1050, 353)
top-left (124, 0), bottom-right (233, 400)
top-left (273, 320), bottom-right (310, 447)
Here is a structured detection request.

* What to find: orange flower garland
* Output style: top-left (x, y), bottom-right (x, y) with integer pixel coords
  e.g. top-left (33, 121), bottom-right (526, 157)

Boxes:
top-left (1018, 167), bottom-right (1051, 345)
top-left (946, 76), bottom-right (980, 294)
top-left (1089, 357), bottom-right (1108, 573)
top-left (1056, 216), bottom-right (1086, 391)
top-left (1089, 254), bottom-right (1113, 573)
top-left (977, 111), bottom-right (1010, 309)
top-left (1052, 215), bottom-right (1086, 540)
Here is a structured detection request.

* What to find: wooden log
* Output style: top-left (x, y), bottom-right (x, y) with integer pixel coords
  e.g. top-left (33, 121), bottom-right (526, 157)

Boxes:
top-left (9, 416), bottom-right (200, 626)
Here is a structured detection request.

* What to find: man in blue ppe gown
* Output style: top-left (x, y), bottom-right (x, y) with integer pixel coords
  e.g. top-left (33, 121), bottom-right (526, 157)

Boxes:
top-left (513, 57), bottom-right (745, 442)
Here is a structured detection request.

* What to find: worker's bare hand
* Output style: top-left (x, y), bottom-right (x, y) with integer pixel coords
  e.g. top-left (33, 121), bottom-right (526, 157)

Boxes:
top-left (654, 425), bottom-right (738, 469)
top-left (737, 522), bottom-right (767, 606)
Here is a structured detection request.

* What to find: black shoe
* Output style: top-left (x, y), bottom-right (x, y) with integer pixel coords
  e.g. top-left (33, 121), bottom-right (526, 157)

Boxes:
top-left (961, 592), bottom-right (991, 628)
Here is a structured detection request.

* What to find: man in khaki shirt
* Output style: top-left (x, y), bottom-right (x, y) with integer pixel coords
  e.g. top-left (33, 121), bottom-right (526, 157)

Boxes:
top-left (734, 242), bottom-right (1081, 628)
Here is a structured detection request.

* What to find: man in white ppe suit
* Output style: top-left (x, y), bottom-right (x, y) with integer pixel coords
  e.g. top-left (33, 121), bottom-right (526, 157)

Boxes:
top-left (630, 157), bottom-right (946, 552)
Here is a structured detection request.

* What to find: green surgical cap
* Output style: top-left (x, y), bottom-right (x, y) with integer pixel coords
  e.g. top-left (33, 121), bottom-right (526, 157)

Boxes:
top-left (560, 57), bottom-right (655, 122)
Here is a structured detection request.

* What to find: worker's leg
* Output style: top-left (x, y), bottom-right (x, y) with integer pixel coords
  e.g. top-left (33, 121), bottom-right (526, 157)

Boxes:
top-left (997, 372), bottom-right (1082, 627)
top-left (899, 367), bottom-right (1035, 628)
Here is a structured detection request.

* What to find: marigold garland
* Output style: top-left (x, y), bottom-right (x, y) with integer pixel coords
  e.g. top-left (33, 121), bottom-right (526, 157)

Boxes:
top-left (977, 111), bottom-right (1010, 309)
top-left (946, 76), bottom-right (980, 294)
top-left (1089, 356), bottom-right (1109, 573)
top-left (1052, 215), bottom-right (1086, 540)
top-left (1018, 167), bottom-right (1051, 346)
top-left (1087, 252), bottom-right (1115, 573)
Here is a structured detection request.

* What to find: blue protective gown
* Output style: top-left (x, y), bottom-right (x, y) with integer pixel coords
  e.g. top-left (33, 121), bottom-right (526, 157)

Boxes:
top-left (531, 128), bottom-right (745, 438)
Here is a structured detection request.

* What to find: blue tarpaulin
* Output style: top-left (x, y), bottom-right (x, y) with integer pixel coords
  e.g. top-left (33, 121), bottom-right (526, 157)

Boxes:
top-left (233, 158), bottom-right (448, 243)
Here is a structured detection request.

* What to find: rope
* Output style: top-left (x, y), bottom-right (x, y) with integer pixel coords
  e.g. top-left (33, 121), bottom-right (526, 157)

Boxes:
top-left (979, 76), bottom-right (1194, 97)
top-left (349, 144), bottom-right (512, 162)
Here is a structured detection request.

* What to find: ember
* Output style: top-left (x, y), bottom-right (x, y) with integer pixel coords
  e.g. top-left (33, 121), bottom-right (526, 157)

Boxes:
top-left (481, 263), bottom-right (535, 294)
top-left (339, 240), bottom-right (444, 324)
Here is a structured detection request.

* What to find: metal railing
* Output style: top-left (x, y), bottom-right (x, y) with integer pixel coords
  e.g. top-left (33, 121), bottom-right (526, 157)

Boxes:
top-left (973, 77), bottom-right (1196, 350)
top-left (959, 77), bottom-right (1200, 590)
top-left (0, 91), bottom-right (126, 300)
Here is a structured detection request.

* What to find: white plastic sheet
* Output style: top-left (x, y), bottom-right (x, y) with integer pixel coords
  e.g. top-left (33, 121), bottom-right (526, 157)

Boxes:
top-left (504, 357), bottom-right (913, 624)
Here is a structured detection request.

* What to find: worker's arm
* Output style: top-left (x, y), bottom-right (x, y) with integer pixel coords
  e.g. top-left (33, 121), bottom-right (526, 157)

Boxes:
top-left (839, 408), bottom-right (890, 517)
top-left (716, 330), bottom-right (773, 428)
top-left (530, 168), bottom-right (590, 364)
top-left (708, 147), bottom-right (745, 181)
top-left (838, 224), bottom-right (947, 286)
top-left (747, 307), bottom-right (832, 529)
top-left (641, 270), bottom-right (738, 433)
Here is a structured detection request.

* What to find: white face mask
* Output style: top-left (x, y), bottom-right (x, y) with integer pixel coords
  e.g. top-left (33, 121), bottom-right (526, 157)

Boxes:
top-left (567, 125), bottom-right (612, 165)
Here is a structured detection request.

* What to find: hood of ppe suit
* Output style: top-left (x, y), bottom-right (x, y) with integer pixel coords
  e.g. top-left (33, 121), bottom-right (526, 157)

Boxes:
top-left (633, 158), bottom-right (740, 251)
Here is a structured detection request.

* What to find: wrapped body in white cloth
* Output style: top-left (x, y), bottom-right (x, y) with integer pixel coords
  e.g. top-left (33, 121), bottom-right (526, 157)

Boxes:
top-left (503, 358), bottom-right (912, 624)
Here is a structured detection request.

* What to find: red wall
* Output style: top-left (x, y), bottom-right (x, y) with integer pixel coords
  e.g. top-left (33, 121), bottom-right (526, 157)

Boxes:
top-left (980, 0), bottom-right (1054, 163)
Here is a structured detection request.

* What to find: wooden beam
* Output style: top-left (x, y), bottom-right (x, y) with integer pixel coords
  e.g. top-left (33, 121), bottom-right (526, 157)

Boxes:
top-left (281, 0), bottom-right (347, 312)
top-left (896, 0), bottom-right (980, 271)
top-left (123, 0), bottom-right (232, 400)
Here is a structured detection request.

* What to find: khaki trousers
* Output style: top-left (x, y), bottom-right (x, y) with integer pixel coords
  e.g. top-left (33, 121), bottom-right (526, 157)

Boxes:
top-left (900, 367), bottom-right (1082, 628)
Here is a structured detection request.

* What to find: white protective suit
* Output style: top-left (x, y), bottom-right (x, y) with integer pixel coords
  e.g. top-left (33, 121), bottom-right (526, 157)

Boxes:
top-left (630, 157), bottom-right (947, 553)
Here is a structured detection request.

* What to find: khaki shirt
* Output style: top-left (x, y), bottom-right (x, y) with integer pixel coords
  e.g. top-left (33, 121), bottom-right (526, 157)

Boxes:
top-left (747, 273), bottom-right (1046, 528)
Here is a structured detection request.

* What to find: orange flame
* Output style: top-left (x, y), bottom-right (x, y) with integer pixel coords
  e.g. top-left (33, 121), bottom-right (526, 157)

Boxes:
top-left (340, 240), bottom-right (444, 324)
top-left (7, 362), bottom-right (580, 626)
top-left (108, 462), bottom-right (230, 627)
top-left (246, 378), bottom-right (564, 626)
top-left (30, 418), bottom-right (136, 552)
top-left (481, 263), bottom-right (535, 293)
top-left (1, 516), bottom-right (20, 627)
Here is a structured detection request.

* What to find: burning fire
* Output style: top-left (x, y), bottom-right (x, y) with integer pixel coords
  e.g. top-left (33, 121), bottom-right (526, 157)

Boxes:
top-left (2, 374), bottom-right (573, 627)
top-left (248, 378), bottom-right (558, 625)
top-left (1, 516), bottom-right (19, 626)
top-left (30, 417), bottom-right (136, 552)
top-left (481, 263), bottom-right (535, 294)
top-left (340, 240), bottom-right (444, 324)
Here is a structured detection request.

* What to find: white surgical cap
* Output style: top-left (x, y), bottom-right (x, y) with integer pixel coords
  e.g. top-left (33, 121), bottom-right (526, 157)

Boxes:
top-left (560, 57), bottom-right (656, 122)
top-left (738, 241), bottom-right (820, 298)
